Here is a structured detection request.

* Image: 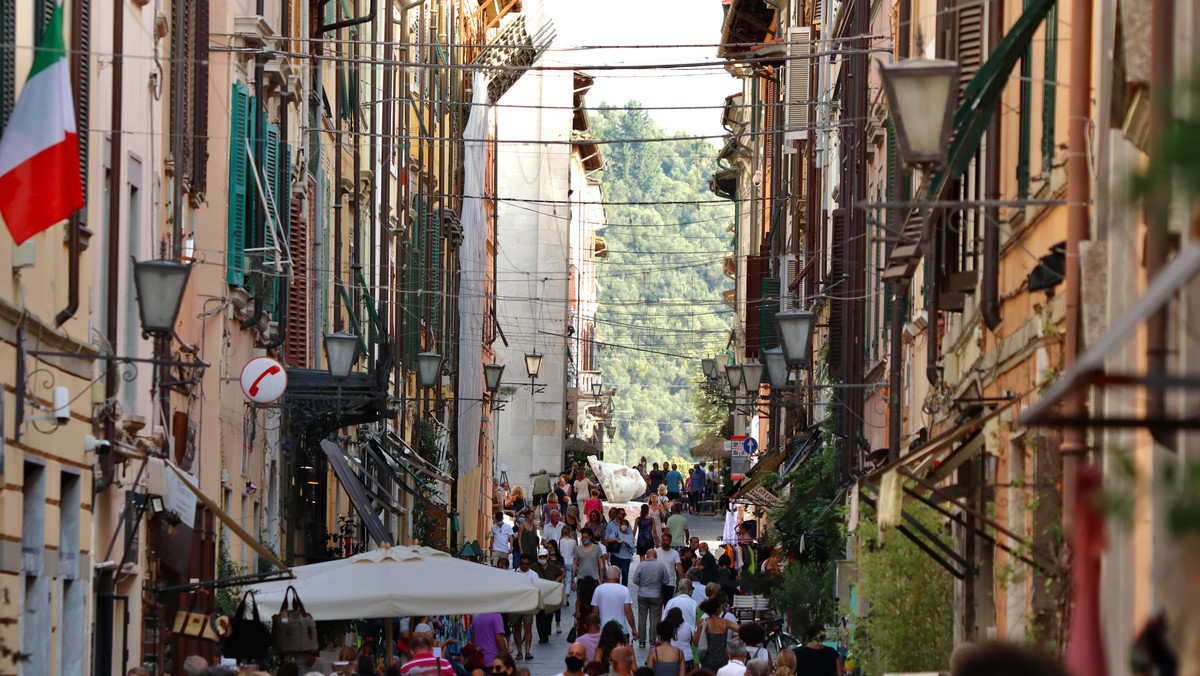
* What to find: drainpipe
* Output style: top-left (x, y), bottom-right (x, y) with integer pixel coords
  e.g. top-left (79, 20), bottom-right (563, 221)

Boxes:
top-left (981, 0), bottom-right (1003, 332)
top-left (1144, 0), bottom-right (1173, 448)
top-left (1061, 0), bottom-right (1093, 526)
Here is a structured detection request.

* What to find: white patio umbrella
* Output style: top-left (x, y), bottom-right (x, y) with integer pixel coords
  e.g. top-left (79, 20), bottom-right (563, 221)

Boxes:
top-left (250, 545), bottom-right (565, 620)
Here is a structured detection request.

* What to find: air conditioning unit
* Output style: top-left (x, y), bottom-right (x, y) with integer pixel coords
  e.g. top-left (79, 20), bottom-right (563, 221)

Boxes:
top-left (784, 27), bottom-right (813, 142)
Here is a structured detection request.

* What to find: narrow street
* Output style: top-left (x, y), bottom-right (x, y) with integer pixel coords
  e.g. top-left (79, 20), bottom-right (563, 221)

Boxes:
top-left (525, 513), bottom-right (727, 676)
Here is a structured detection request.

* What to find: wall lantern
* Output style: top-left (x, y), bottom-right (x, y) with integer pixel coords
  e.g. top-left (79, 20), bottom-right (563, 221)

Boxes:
top-left (741, 362), bottom-right (764, 396)
top-left (484, 363), bottom-right (505, 392)
top-left (725, 364), bottom-right (745, 393)
top-left (323, 332), bottom-right (361, 378)
top-left (879, 57), bottom-right (961, 167)
top-left (525, 352), bottom-right (543, 380)
top-left (762, 347), bottom-right (789, 390)
top-left (416, 352), bottom-right (444, 389)
top-left (132, 259), bottom-right (192, 337)
top-left (775, 310), bottom-right (817, 367)
top-left (701, 358), bottom-right (717, 380)
top-left (590, 381), bottom-right (603, 398)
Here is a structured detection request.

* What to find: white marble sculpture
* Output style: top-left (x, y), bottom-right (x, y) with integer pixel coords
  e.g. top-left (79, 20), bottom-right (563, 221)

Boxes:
top-left (588, 455), bottom-right (647, 503)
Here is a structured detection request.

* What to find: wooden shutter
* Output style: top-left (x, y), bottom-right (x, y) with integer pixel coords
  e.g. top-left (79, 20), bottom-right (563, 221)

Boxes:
top-left (191, 0), bottom-right (210, 194)
top-left (1041, 5), bottom-right (1058, 174)
top-left (785, 27), bottom-right (812, 139)
top-left (760, 277), bottom-right (781, 351)
top-left (955, 1), bottom-right (984, 105)
top-left (259, 123), bottom-right (282, 314)
top-left (285, 194), bottom-right (312, 367)
top-left (827, 210), bottom-right (847, 376)
top-left (227, 83), bottom-right (249, 286)
top-left (780, 253), bottom-right (803, 310)
top-left (70, 0), bottom-right (90, 204)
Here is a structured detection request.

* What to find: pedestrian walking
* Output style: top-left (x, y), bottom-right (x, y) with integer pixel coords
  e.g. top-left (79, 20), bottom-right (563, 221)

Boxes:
top-left (647, 495), bottom-right (667, 543)
top-left (695, 598), bottom-right (739, 673)
top-left (604, 508), bottom-right (635, 585)
top-left (664, 465), bottom-right (683, 501)
top-left (472, 613), bottom-right (508, 665)
top-left (558, 642), bottom-right (589, 676)
top-left (543, 505), bottom-right (565, 545)
top-left (401, 636), bottom-right (456, 676)
top-left (714, 639), bottom-right (747, 676)
top-left (792, 625), bottom-right (841, 676)
top-left (647, 463), bottom-right (664, 495)
top-left (665, 503), bottom-right (689, 549)
top-left (596, 626), bottom-right (632, 672)
top-left (634, 505), bottom-right (656, 560)
top-left (631, 549), bottom-right (668, 648)
top-left (663, 607), bottom-right (694, 668)
top-left (491, 654), bottom-right (518, 676)
top-left (605, 645), bottom-right (637, 676)
top-left (573, 527), bottom-right (607, 589)
top-left (592, 566), bottom-right (638, 643)
top-left (517, 510), bottom-right (542, 573)
top-left (774, 649), bottom-right (796, 676)
top-left (645, 622), bottom-right (686, 676)
top-left (574, 471), bottom-right (594, 502)
top-left (490, 512), bottom-right (514, 567)
top-left (688, 466), bottom-right (705, 514)
top-left (560, 525), bottom-right (578, 597)
top-left (663, 580), bottom-right (698, 634)
top-left (533, 470), bottom-right (552, 507)
top-left (737, 622), bottom-right (772, 671)
top-left (743, 658), bottom-right (768, 676)
top-left (536, 548), bottom-right (565, 643)
top-left (575, 614), bottom-right (604, 662)
top-left (546, 541), bottom-right (567, 634)
top-left (585, 506), bottom-right (606, 534)
top-left (514, 554), bottom-right (540, 659)
top-left (654, 533), bottom-right (683, 600)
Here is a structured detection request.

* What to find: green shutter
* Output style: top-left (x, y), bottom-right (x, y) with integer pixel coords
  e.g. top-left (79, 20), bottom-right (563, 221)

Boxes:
top-left (259, 123), bottom-right (281, 314)
top-left (1041, 4), bottom-right (1058, 175)
top-left (761, 277), bottom-right (781, 351)
top-left (227, 82), bottom-right (249, 286)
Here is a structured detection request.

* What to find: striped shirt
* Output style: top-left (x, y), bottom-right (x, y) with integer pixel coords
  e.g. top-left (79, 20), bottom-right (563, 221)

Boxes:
top-left (400, 652), bottom-right (456, 676)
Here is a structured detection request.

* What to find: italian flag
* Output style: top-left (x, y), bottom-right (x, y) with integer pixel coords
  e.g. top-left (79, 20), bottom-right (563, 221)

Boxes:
top-left (0, 2), bottom-right (84, 244)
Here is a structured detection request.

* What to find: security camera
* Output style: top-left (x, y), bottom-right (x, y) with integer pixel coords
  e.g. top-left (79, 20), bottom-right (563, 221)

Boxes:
top-left (245, 482), bottom-right (258, 496)
top-left (53, 386), bottom-right (70, 424)
top-left (84, 435), bottom-right (112, 456)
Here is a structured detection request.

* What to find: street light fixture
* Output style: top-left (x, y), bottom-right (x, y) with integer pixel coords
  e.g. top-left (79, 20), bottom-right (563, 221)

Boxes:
top-left (741, 362), bottom-right (764, 396)
top-left (714, 358), bottom-right (728, 380)
top-left (484, 363), bottom-right (505, 392)
top-left (879, 57), bottom-right (961, 168)
top-left (775, 310), bottom-right (817, 367)
top-left (416, 352), bottom-right (444, 389)
top-left (524, 352), bottom-right (543, 380)
top-left (725, 364), bottom-right (745, 392)
top-left (323, 332), bottom-right (361, 378)
top-left (701, 358), bottom-right (716, 380)
top-left (132, 259), bottom-right (192, 337)
top-left (762, 347), bottom-right (789, 390)
top-left (590, 381), bottom-right (603, 398)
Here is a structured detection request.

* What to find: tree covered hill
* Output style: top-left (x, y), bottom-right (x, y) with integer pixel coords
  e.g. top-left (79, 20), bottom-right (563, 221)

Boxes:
top-left (591, 103), bottom-right (733, 465)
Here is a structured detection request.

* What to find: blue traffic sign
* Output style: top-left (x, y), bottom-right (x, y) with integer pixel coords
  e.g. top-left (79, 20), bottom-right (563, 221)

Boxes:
top-left (743, 437), bottom-right (758, 453)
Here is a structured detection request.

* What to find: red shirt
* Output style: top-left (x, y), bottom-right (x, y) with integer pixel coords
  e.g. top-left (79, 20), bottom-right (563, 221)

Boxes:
top-left (400, 652), bottom-right (456, 676)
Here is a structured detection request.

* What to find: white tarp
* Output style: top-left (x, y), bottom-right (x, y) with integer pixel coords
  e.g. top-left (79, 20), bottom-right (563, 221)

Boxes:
top-left (457, 72), bottom-right (492, 475)
top-left (251, 546), bottom-right (564, 620)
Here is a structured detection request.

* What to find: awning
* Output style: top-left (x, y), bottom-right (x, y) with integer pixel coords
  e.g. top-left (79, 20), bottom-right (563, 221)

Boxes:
top-left (1022, 244), bottom-right (1200, 429)
top-left (717, 0), bottom-right (778, 59)
top-left (867, 393), bottom-right (1023, 483)
top-left (730, 449), bottom-right (790, 501)
top-left (321, 440), bottom-right (394, 546)
top-left (165, 461), bottom-right (287, 570)
top-left (779, 429), bottom-right (821, 477)
top-left (690, 437), bottom-right (729, 461)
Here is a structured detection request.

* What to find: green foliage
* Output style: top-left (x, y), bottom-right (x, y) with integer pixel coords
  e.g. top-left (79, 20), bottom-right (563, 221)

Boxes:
top-left (849, 502), bottom-right (954, 675)
top-left (1132, 67), bottom-right (1200, 228)
top-left (753, 561), bottom-right (838, 632)
top-left (413, 419), bottom-right (446, 549)
top-left (216, 536), bottom-right (245, 617)
top-left (590, 102), bottom-right (734, 465)
top-left (768, 417), bottom-right (843, 566)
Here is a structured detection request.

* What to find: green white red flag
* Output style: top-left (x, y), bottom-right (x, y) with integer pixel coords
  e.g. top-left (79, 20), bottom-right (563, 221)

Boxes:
top-left (0, 2), bottom-right (84, 244)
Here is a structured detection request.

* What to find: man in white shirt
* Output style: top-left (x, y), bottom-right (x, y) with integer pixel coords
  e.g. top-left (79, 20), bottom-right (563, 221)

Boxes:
top-left (655, 533), bottom-right (684, 600)
top-left (591, 565), bottom-right (638, 642)
top-left (662, 580), bottom-right (699, 632)
top-left (489, 512), bottom-right (513, 567)
top-left (542, 508), bottom-right (565, 545)
top-left (716, 639), bottom-right (748, 676)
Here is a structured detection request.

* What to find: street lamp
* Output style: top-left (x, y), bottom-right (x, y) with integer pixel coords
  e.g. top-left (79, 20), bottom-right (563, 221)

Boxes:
top-left (762, 347), bottom-right (789, 390)
top-left (714, 358), bottom-right (728, 380)
top-left (590, 381), bottom-right (603, 398)
top-left (741, 362), bottom-right (764, 396)
top-left (879, 57), bottom-right (961, 168)
top-left (524, 352), bottom-right (543, 380)
top-left (132, 259), bottom-right (192, 337)
top-left (701, 358), bottom-right (716, 380)
top-left (484, 363), bottom-right (505, 392)
top-left (416, 352), bottom-right (444, 389)
top-left (725, 364), bottom-right (745, 392)
top-left (323, 332), bottom-right (361, 378)
top-left (775, 310), bottom-right (817, 367)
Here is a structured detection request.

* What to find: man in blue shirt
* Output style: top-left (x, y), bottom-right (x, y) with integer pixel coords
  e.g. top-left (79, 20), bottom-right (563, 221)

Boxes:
top-left (664, 464), bottom-right (683, 501)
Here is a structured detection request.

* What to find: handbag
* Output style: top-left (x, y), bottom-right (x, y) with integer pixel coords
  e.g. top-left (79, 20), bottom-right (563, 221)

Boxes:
top-left (173, 593), bottom-right (229, 643)
top-left (223, 590), bottom-right (272, 661)
top-left (271, 585), bottom-right (319, 655)
top-left (696, 626), bottom-right (709, 661)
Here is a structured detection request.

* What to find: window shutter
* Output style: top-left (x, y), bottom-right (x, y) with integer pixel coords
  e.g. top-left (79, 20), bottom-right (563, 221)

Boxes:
top-left (785, 27), bottom-right (812, 140)
top-left (70, 0), bottom-right (91, 205)
top-left (191, 0), bottom-right (209, 194)
top-left (227, 83), bottom-right (249, 286)
top-left (780, 253), bottom-right (803, 310)
top-left (955, 0), bottom-right (984, 105)
top-left (1041, 5), bottom-right (1058, 174)
top-left (259, 123), bottom-right (281, 315)
top-left (1, 0), bottom-right (15, 130)
top-left (761, 277), bottom-right (781, 351)
top-left (827, 210), bottom-right (847, 376)
top-left (285, 192), bottom-right (312, 367)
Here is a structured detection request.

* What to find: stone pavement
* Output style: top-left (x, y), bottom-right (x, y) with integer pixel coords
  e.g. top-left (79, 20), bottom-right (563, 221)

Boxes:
top-left (521, 511), bottom-right (727, 676)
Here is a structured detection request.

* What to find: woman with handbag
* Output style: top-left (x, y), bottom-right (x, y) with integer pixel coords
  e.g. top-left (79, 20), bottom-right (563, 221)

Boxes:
top-left (694, 597), bottom-right (739, 673)
top-left (604, 508), bottom-right (635, 585)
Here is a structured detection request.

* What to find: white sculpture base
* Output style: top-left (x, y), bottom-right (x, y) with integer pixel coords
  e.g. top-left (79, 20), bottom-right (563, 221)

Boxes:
top-left (588, 455), bottom-right (647, 503)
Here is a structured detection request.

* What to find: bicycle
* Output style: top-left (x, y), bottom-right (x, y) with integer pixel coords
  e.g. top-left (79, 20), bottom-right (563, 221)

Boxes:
top-left (764, 614), bottom-right (801, 655)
